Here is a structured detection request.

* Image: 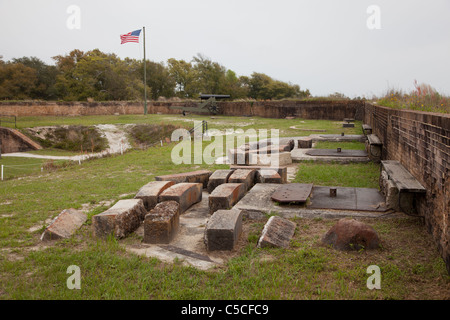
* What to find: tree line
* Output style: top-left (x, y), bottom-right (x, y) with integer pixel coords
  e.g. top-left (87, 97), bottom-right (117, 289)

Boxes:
top-left (0, 49), bottom-right (310, 101)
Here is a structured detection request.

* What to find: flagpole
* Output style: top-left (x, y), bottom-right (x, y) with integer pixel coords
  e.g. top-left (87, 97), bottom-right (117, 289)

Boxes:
top-left (143, 26), bottom-right (147, 115)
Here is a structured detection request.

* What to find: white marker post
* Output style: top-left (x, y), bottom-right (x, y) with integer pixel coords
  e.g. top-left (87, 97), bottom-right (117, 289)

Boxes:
top-left (1, 165), bottom-right (3, 181)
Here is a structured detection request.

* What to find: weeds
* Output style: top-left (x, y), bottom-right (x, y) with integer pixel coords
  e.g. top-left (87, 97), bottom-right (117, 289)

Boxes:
top-left (377, 80), bottom-right (449, 114)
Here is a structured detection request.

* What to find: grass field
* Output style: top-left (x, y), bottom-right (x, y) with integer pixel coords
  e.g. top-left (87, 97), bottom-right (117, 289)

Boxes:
top-left (15, 114), bottom-right (363, 138)
top-left (0, 115), bottom-right (448, 300)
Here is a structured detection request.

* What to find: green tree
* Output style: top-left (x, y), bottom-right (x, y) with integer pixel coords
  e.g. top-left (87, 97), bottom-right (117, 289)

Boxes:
top-left (248, 72), bottom-right (309, 100)
top-left (0, 60), bottom-right (38, 100)
top-left (141, 60), bottom-right (175, 100)
top-left (53, 49), bottom-right (145, 101)
top-left (192, 54), bottom-right (227, 95)
top-left (167, 58), bottom-right (199, 98)
top-left (12, 57), bottom-right (58, 100)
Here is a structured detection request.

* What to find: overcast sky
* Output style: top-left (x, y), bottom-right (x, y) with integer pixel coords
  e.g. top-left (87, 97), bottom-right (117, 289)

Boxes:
top-left (1, 0), bottom-right (449, 98)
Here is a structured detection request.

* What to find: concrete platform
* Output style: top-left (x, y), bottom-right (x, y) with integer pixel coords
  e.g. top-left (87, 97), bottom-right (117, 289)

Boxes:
top-left (305, 149), bottom-right (368, 158)
top-left (291, 148), bottom-right (370, 163)
top-left (233, 183), bottom-right (396, 219)
top-left (307, 186), bottom-right (388, 212)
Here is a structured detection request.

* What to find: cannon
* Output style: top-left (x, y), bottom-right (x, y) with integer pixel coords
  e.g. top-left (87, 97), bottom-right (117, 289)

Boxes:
top-left (170, 94), bottom-right (230, 115)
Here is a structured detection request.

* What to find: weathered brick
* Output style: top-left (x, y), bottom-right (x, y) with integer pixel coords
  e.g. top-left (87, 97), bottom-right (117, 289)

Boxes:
top-left (92, 199), bottom-right (147, 239)
top-left (230, 166), bottom-right (287, 184)
top-left (204, 209), bottom-right (243, 251)
top-left (155, 170), bottom-right (212, 188)
top-left (134, 180), bottom-right (175, 210)
top-left (228, 169), bottom-right (256, 191)
top-left (207, 169), bottom-right (234, 193)
top-left (40, 208), bottom-right (87, 241)
top-left (208, 183), bottom-right (246, 214)
top-left (257, 216), bottom-right (296, 248)
top-left (159, 183), bottom-right (202, 213)
top-left (144, 201), bottom-right (180, 244)
top-left (257, 169), bottom-right (282, 184)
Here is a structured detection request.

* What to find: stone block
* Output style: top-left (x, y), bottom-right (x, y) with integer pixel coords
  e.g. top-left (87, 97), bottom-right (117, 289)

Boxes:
top-left (257, 169), bottom-right (282, 184)
top-left (159, 183), bottom-right (202, 213)
top-left (228, 169), bottom-right (256, 191)
top-left (207, 169), bottom-right (234, 193)
top-left (343, 123), bottom-right (355, 128)
top-left (208, 183), bottom-right (246, 214)
top-left (230, 166), bottom-right (287, 184)
top-left (257, 216), bottom-right (296, 248)
top-left (227, 148), bottom-right (250, 165)
top-left (362, 124), bottom-right (372, 135)
top-left (155, 170), bottom-right (212, 189)
top-left (134, 180), bottom-right (175, 210)
top-left (298, 137), bottom-right (313, 148)
top-left (385, 179), bottom-right (399, 210)
top-left (250, 152), bottom-right (292, 166)
top-left (92, 199), bottom-right (147, 239)
top-left (204, 209), bottom-right (243, 251)
top-left (144, 201), bottom-right (180, 244)
top-left (40, 208), bottom-right (87, 241)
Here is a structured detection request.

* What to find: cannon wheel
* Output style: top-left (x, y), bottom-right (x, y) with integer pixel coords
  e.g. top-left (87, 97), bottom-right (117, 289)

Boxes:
top-left (208, 102), bottom-right (220, 114)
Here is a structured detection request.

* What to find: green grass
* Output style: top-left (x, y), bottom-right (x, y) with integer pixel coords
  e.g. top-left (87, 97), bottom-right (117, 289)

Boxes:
top-left (0, 216), bottom-right (448, 299)
top-left (0, 157), bottom-right (75, 180)
top-left (293, 161), bottom-right (380, 188)
top-left (15, 114), bottom-right (363, 138)
top-left (0, 115), bottom-right (448, 300)
top-left (314, 141), bottom-right (366, 150)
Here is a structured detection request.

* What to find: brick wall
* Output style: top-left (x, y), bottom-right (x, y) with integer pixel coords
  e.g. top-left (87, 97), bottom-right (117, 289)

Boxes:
top-left (0, 100), bottom-right (364, 120)
top-left (364, 102), bottom-right (450, 274)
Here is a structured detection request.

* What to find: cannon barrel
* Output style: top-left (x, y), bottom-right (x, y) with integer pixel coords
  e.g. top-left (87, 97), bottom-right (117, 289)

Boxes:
top-left (199, 94), bottom-right (231, 100)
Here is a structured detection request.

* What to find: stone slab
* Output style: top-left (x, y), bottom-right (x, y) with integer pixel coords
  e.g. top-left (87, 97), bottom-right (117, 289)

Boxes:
top-left (362, 124), bottom-right (372, 135)
top-left (307, 186), bottom-right (388, 212)
top-left (367, 134), bottom-right (382, 145)
top-left (228, 169), bottom-right (256, 191)
top-left (159, 183), bottom-right (203, 213)
top-left (257, 216), bottom-right (296, 248)
top-left (381, 160), bottom-right (426, 193)
top-left (155, 170), bottom-right (212, 189)
top-left (144, 201), bottom-right (180, 244)
top-left (271, 183), bottom-right (313, 203)
top-left (40, 208), bottom-right (87, 241)
top-left (342, 123), bottom-right (355, 128)
top-left (305, 149), bottom-right (368, 157)
top-left (207, 169), bottom-right (234, 193)
top-left (208, 183), bottom-right (246, 214)
top-left (204, 209), bottom-right (243, 251)
top-left (92, 199), bottom-right (147, 239)
top-left (135, 180), bottom-right (176, 210)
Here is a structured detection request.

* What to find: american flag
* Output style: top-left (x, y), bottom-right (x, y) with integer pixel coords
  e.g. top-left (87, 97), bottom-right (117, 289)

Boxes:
top-left (120, 29), bottom-right (141, 44)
